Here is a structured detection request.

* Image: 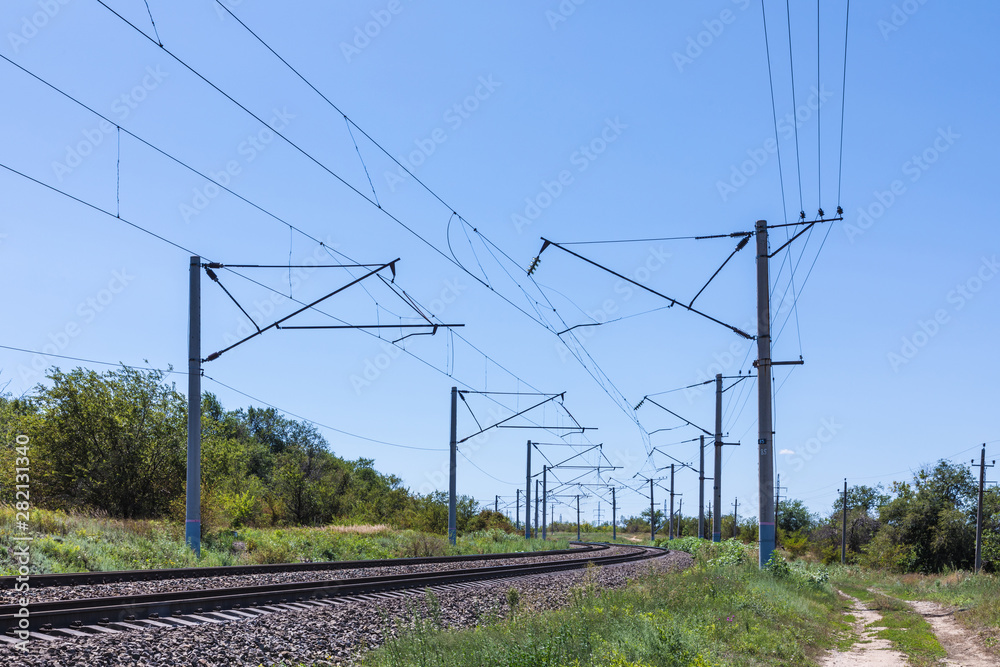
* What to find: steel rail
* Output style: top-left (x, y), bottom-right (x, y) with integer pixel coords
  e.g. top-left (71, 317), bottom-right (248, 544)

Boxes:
top-left (0, 544), bottom-right (601, 589)
top-left (0, 544), bottom-right (665, 636)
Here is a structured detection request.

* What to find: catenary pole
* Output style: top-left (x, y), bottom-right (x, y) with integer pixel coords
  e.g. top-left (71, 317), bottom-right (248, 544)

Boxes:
top-left (542, 465), bottom-right (548, 540)
top-left (525, 440), bottom-right (532, 539)
top-left (699, 435), bottom-right (706, 539)
top-left (756, 219), bottom-right (776, 567)
top-left (733, 497), bottom-right (739, 538)
top-left (534, 479), bottom-right (540, 538)
top-left (576, 495), bottom-right (581, 540)
top-left (186, 256), bottom-right (202, 557)
top-left (669, 464), bottom-right (676, 540)
top-left (713, 373), bottom-right (723, 542)
top-left (448, 386), bottom-right (458, 545)
top-left (650, 478), bottom-right (655, 542)
top-left (612, 486), bottom-right (617, 541)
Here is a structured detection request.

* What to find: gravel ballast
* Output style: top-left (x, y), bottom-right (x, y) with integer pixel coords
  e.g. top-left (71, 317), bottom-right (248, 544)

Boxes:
top-left (1, 548), bottom-right (693, 666)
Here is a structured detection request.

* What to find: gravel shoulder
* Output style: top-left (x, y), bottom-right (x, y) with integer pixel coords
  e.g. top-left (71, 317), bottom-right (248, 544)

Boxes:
top-left (0, 548), bottom-right (692, 666)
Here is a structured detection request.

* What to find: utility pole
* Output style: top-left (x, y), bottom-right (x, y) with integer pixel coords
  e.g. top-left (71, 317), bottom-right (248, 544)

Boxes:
top-left (534, 479), bottom-right (539, 539)
top-left (542, 465), bottom-right (548, 540)
top-left (669, 464), bottom-right (676, 540)
top-left (755, 219), bottom-right (776, 568)
top-left (612, 487), bottom-right (617, 541)
top-left (841, 479), bottom-right (848, 565)
top-left (699, 435), bottom-right (706, 539)
top-left (186, 256), bottom-right (202, 557)
top-left (973, 445), bottom-right (995, 573)
top-left (714, 373), bottom-right (723, 542)
top-left (524, 440), bottom-right (531, 540)
top-left (650, 478), bottom-right (656, 542)
top-left (448, 386), bottom-right (458, 545)
top-left (678, 498), bottom-right (683, 537)
top-left (515, 489), bottom-right (521, 531)
top-left (733, 497), bottom-right (739, 539)
top-left (576, 494), bottom-right (581, 540)
top-left (495, 495), bottom-right (499, 514)
top-left (775, 474), bottom-right (788, 545)
top-left (595, 502), bottom-right (602, 526)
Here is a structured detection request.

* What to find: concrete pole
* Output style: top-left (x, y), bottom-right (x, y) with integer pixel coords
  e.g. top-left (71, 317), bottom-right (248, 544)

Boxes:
top-left (534, 479), bottom-right (539, 539)
top-left (612, 487), bottom-right (617, 541)
top-left (678, 498), bottom-right (683, 537)
top-left (650, 478), bottom-right (655, 542)
top-left (975, 445), bottom-right (987, 573)
top-left (524, 440), bottom-right (532, 539)
top-left (542, 465), bottom-right (548, 540)
top-left (448, 386), bottom-right (458, 545)
top-left (516, 489), bottom-right (521, 531)
top-left (495, 495), bottom-right (499, 514)
top-left (669, 464), bottom-right (676, 540)
top-left (576, 494), bottom-right (581, 540)
top-left (756, 219), bottom-right (776, 568)
top-left (841, 479), bottom-right (848, 565)
top-left (699, 435), bottom-right (706, 539)
top-left (713, 373), bottom-right (723, 542)
top-left (186, 256), bottom-right (202, 557)
top-left (733, 497), bottom-right (739, 539)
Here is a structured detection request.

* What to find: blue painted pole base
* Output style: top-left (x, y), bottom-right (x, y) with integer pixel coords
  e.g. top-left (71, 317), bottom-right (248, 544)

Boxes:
top-left (759, 523), bottom-right (776, 568)
top-left (186, 520), bottom-right (201, 558)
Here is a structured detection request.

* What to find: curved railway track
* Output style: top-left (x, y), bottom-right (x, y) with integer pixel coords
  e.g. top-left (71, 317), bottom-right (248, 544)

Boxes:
top-left (1, 543), bottom-right (668, 642)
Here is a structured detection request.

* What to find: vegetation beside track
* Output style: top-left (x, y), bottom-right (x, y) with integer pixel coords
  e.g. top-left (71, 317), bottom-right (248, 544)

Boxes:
top-left (0, 505), bottom-right (569, 574)
top-left (360, 540), bottom-right (845, 667)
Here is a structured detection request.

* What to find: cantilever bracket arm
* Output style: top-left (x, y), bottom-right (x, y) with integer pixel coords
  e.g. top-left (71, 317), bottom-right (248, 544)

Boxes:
top-left (534, 238), bottom-right (753, 340)
top-left (203, 259), bottom-right (399, 362)
top-left (457, 392), bottom-right (565, 444)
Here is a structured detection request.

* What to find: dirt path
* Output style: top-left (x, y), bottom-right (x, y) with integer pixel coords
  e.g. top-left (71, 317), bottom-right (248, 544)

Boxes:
top-left (906, 599), bottom-right (996, 667)
top-left (819, 591), bottom-right (908, 666)
top-left (820, 591), bottom-right (997, 666)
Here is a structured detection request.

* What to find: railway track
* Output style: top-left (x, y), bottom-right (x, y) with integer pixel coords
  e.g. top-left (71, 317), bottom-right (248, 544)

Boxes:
top-left (0, 543), bottom-right (667, 643)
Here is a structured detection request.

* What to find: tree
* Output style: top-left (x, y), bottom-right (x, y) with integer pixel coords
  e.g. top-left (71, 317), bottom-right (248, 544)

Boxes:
top-left (777, 499), bottom-right (815, 534)
top-left (31, 366), bottom-right (186, 519)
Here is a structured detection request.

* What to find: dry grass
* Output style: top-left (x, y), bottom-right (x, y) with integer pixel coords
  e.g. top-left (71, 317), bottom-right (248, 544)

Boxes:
top-left (322, 524), bottom-right (391, 535)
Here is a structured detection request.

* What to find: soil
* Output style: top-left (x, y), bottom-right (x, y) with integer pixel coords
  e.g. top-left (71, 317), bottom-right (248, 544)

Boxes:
top-left (820, 591), bottom-right (998, 666)
top-left (906, 599), bottom-right (997, 667)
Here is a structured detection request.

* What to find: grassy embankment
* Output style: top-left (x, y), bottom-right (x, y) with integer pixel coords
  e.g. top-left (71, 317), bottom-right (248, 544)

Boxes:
top-left (0, 505), bottom-right (570, 574)
top-left (361, 538), bottom-right (847, 667)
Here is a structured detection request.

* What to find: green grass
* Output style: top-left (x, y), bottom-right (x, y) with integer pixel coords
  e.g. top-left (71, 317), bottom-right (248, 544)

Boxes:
top-left (361, 542), bottom-right (844, 666)
top-left (0, 505), bottom-right (571, 574)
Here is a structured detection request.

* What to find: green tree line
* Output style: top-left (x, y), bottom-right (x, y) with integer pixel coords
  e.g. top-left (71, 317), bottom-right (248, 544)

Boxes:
top-left (0, 367), bottom-right (513, 536)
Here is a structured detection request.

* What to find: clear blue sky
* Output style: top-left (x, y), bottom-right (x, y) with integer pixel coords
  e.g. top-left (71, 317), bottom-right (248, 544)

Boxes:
top-left (2, 0), bottom-right (997, 524)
